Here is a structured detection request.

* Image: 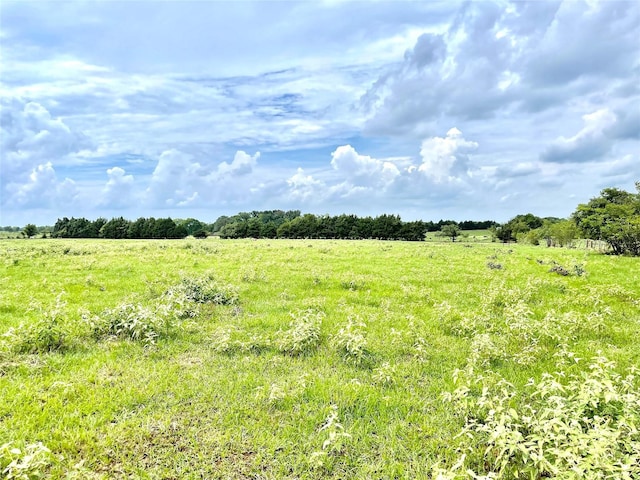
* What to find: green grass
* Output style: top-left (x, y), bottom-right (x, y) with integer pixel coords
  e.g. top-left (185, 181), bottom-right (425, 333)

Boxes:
top-left (424, 228), bottom-right (492, 242)
top-left (1, 238), bottom-right (638, 478)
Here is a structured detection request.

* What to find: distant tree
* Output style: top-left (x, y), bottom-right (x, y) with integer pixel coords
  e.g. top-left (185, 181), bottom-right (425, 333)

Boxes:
top-left (193, 229), bottom-right (208, 239)
top-left (246, 218), bottom-right (262, 238)
top-left (549, 220), bottom-right (580, 247)
top-left (438, 223), bottom-right (461, 242)
top-left (23, 224), bottom-right (37, 238)
top-left (128, 218), bottom-right (146, 239)
top-left (220, 221), bottom-right (248, 239)
top-left (210, 215), bottom-right (231, 234)
top-left (492, 224), bottom-right (513, 243)
top-left (458, 220), bottom-right (498, 230)
top-left (100, 217), bottom-right (130, 239)
top-left (180, 218), bottom-right (206, 236)
top-left (400, 221), bottom-right (428, 241)
top-left (316, 215), bottom-right (337, 239)
top-left (573, 184), bottom-right (640, 255)
top-left (372, 214), bottom-right (402, 240)
top-left (286, 214), bottom-right (318, 238)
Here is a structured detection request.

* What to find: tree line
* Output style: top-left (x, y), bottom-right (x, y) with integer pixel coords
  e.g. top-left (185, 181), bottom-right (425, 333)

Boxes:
top-left (51, 217), bottom-right (188, 239)
top-left (15, 183), bottom-right (640, 255)
top-left (32, 212), bottom-right (496, 242)
top-left (494, 183), bottom-right (640, 256)
top-left (216, 210), bottom-right (496, 241)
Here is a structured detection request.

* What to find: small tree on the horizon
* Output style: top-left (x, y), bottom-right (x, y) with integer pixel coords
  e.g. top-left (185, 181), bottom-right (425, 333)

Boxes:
top-left (438, 224), bottom-right (461, 242)
top-left (23, 224), bottom-right (37, 238)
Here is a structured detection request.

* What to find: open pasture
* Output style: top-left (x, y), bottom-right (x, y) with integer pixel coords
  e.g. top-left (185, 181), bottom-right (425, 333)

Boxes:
top-left (1, 238), bottom-right (639, 478)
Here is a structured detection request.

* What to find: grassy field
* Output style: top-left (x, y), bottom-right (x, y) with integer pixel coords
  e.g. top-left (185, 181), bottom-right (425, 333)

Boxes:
top-left (424, 229), bottom-right (491, 242)
top-left (1, 238), bottom-right (638, 479)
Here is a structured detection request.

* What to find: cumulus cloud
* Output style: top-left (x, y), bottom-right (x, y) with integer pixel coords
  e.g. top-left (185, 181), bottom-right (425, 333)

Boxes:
top-left (0, 97), bottom-right (92, 180)
top-left (330, 145), bottom-right (400, 187)
top-left (540, 108), bottom-right (617, 163)
top-left (5, 162), bottom-right (79, 208)
top-left (286, 168), bottom-right (325, 202)
top-left (1, 1), bottom-right (638, 225)
top-left (417, 128), bottom-right (478, 182)
top-left (363, 1), bottom-right (640, 134)
top-left (144, 149), bottom-right (204, 207)
top-left (101, 167), bottom-right (135, 208)
top-left (0, 97), bottom-right (91, 215)
top-left (217, 150), bottom-right (260, 177)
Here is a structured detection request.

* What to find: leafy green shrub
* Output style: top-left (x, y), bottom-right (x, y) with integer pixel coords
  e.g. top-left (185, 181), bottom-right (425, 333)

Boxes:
top-left (309, 405), bottom-right (352, 471)
top-left (278, 309), bottom-right (324, 355)
top-left (90, 303), bottom-right (171, 344)
top-left (440, 355), bottom-right (640, 479)
top-left (334, 317), bottom-right (369, 365)
top-left (15, 298), bottom-right (70, 354)
top-left (1, 442), bottom-right (56, 479)
top-left (159, 287), bottom-right (200, 319)
top-left (372, 361), bottom-right (397, 387)
top-left (176, 273), bottom-right (239, 305)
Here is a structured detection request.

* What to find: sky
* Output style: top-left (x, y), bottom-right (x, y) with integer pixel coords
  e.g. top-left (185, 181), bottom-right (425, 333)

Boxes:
top-left (1, 0), bottom-right (639, 226)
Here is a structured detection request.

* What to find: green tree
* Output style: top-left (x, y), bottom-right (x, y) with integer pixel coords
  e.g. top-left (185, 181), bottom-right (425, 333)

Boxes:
top-left (437, 223), bottom-right (461, 242)
top-left (23, 224), bottom-right (37, 238)
top-left (549, 220), bottom-right (579, 247)
top-left (573, 184), bottom-right (640, 255)
top-left (180, 218), bottom-right (206, 236)
top-left (100, 217), bottom-right (130, 239)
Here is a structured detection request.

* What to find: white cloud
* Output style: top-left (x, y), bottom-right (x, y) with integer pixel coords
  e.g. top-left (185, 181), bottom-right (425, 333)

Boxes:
top-left (286, 168), bottom-right (325, 202)
top-left (217, 151), bottom-right (260, 177)
top-left (1, 1), bottom-right (638, 225)
top-left (418, 128), bottom-right (478, 182)
top-left (144, 149), bottom-right (204, 207)
top-left (6, 162), bottom-right (79, 208)
top-left (101, 166), bottom-right (135, 208)
top-left (330, 145), bottom-right (400, 187)
top-left (0, 97), bottom-right (92, 177)
top-left (541, 108), bottom-right (617, 163)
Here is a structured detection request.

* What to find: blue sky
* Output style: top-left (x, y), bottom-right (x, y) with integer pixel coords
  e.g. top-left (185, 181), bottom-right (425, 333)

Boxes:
top-left (1, 0), bottom-right (638, 226)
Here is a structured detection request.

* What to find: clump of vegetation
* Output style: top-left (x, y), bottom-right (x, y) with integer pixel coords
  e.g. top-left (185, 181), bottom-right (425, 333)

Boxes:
top-left (334, 316), bottom-right (369, 364)
top-left (372, 361), bottom-right (397, 387)
top-left (309, 405), bottom-right (352, 471)
top-left (549, 263), bottom-right (570, 276)
top-left (90, 303), bottom-right (172, 345)
top-left (14, 297), bottom-right (71, 354)
top-left (486, 261), bottom-right (502, 270)
top-left (1, 442), bottom-right (57, 479)
top-left (209, 326), bottom-right (270, 354)
top-left (210, 326), bottom-right (238, 354)
top-left (439, 355), bottom-right (640, 479)
top-left (573, 184), bottom-right (640, 256)
top-left (176, 273), bottom-right (239, 305)
top-left (278, 309), bottom-right (324, 355)
top-left (339, 276), bottom-right (366, 291)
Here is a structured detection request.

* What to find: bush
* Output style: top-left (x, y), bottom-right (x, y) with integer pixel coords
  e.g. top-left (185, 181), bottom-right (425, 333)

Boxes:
top-left (278, 309), bottom-right (324, 355)
top-left (334, 317), bottom-right (369, 364)
top-left (14, 298), bottom-right (70, 354)
top-left (176, 273), bottom-right (239, 305)
top-left (438, 355), bottom-right (640, 479)
top-left (1, 442), bottom-right (56, 479)
top-left (90, 303), bottom-right (171, 344)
